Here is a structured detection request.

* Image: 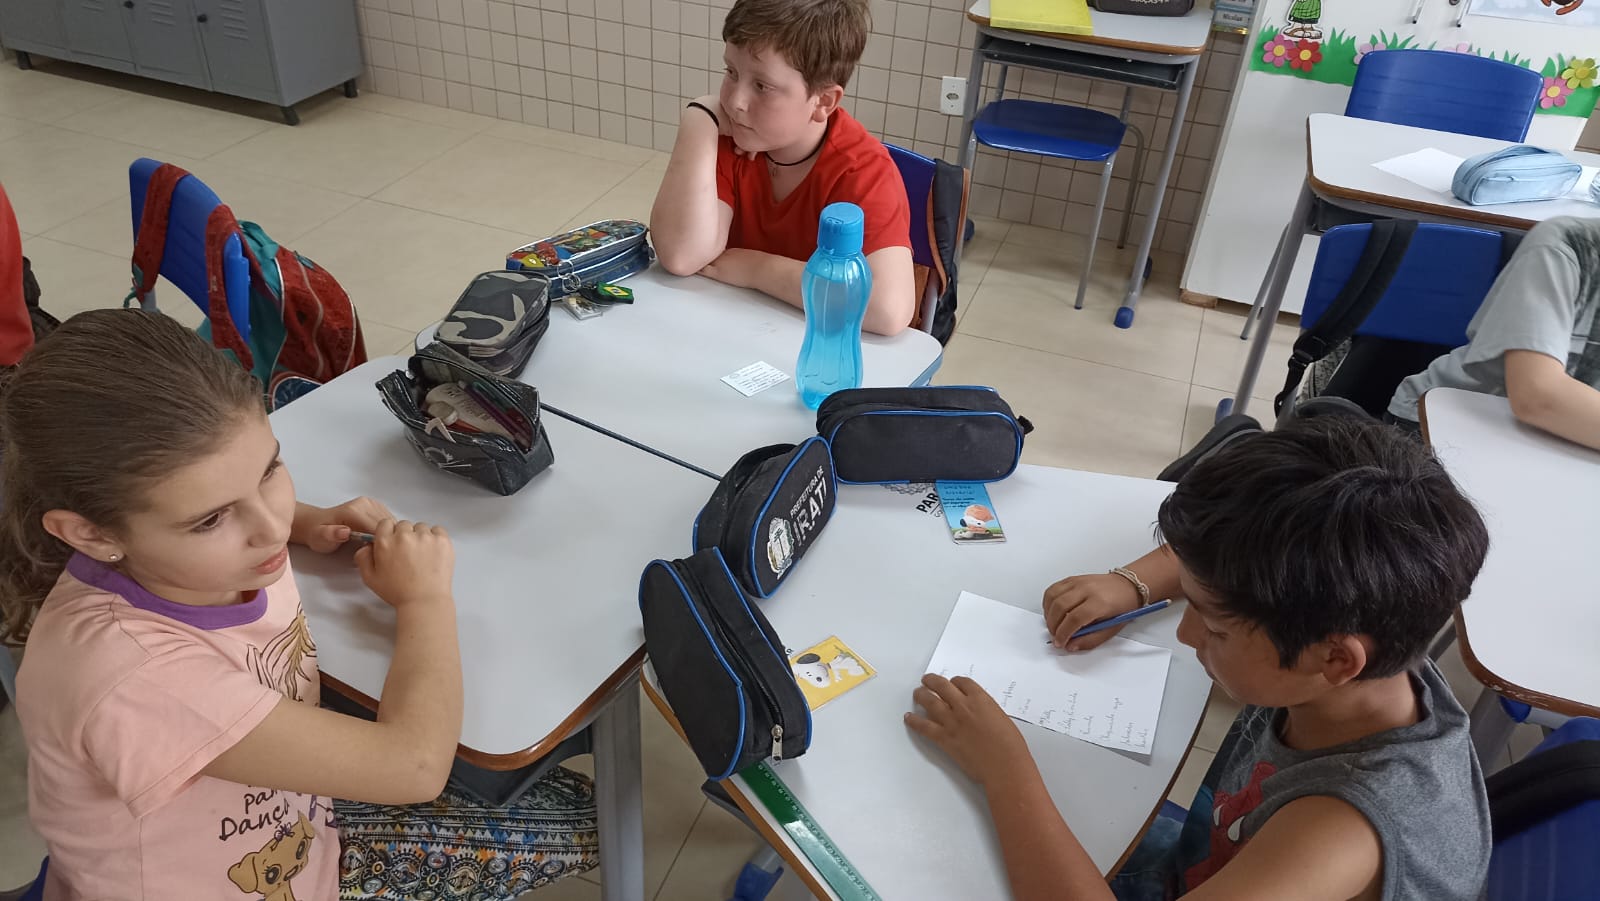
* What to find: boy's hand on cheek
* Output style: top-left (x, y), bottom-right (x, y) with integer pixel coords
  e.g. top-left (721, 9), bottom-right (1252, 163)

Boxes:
top-left (292, 497), bottom-right (395, 553)
top-left (906, 674), bottom-right (1031, 788)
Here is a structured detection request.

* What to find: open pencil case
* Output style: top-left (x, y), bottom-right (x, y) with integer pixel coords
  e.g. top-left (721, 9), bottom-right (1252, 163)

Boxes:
top-left (376, 342), bottom-right (554, 496)
top-left (504, 219), bottom-right (655, 299)
top-left (693, 437), bottom-right (837, 600)
top-left (640, 547), bottom-right (812, 780)
top-left (816, 386), bottom-right (1033, 484)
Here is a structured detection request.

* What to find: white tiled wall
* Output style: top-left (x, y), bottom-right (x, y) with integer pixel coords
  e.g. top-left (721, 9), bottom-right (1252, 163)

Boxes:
top-left (353, 1), bottom-right (1600, 254)
top-left (355, 0), bottom-right (1245, 255)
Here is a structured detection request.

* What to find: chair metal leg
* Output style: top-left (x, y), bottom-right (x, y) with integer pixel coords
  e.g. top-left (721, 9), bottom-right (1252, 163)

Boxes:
top-left (1118, 124), bottom-right (1147, 251)
top-left (1077, 154), bottom-right (1117, 311)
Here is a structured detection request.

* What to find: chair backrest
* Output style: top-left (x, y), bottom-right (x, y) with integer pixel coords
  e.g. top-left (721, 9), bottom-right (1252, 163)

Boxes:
top-left (1302, 222), bottom-right (1505, 347)
top-left (128, 158), bottom-right (252, 340)
top-left (1346, 50), bottom-right (1542, 142)
top-left (886, 143), bottom-right (937, 271)
top-left (1487, 717), bottom-right (1600, 900)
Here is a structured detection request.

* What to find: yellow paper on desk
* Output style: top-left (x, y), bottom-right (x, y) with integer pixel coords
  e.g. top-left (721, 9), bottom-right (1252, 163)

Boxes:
top-left (790, 637), bottom-right (876, 711)
top-left (989, 0), bottom-right (1093, 35)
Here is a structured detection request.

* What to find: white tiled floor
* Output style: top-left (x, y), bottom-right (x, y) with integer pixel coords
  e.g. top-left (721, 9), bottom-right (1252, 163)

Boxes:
top-left (0, 58), bottom-right (1522, 899)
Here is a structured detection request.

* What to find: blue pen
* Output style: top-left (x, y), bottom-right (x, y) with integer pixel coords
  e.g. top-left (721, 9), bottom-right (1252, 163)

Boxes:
top-left (1054, 599), bottom-right (1173, 644)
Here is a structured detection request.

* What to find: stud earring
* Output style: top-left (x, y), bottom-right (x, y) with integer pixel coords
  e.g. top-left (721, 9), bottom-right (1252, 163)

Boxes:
top-left (108, 553), bottom-right (121, 562)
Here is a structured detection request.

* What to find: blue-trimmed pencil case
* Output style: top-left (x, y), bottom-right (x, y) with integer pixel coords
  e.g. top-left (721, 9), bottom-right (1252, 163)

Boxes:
top-left (639, 548), bottom-right (812, 780)
top-left (504, 219), bottom-right (654, 299)
top-left (1452, 146), bottom-right (1581, 206)
top-left (816, 387), bottom-right (1032, 484)
top-left (694, 437), bottom-right (836, 600)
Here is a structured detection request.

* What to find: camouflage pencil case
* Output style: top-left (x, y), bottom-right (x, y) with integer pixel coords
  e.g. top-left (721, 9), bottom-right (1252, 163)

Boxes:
top-left (436, 270), bottom-right (550, 378)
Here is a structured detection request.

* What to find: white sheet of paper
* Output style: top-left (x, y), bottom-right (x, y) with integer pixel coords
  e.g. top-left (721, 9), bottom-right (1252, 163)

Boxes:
top-left (925, 592), bottom-right (1172, 756)
top-left (721, 361), bottom-right (790, 397)
top-left (1372, 148), bottom-right (1463, 196)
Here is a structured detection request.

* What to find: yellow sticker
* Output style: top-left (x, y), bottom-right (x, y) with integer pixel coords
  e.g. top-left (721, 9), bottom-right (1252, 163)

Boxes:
top-left (789, 636), bottom-right (876, 711)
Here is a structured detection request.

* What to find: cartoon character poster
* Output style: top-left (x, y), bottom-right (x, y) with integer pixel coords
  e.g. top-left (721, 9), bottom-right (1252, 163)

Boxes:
top-left (789, 636), bottom-right (876, 710)
top-left (1473, 0), bottom-right (1599, 28)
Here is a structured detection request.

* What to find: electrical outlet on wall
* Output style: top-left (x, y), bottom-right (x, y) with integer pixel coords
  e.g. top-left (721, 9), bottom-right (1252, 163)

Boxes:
top-left (939, 76), bottom-right (967, 116)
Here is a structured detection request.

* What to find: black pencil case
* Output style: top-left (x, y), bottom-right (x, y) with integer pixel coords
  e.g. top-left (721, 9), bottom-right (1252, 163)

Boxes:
top-left (640, 548), bottom-right (812, 780)
top-left (376, 342), bottom-right (554, 496)
top-left (693, 437), bottom-right (837, 600)
top-left (815, 386), bottom-right (1033, 484)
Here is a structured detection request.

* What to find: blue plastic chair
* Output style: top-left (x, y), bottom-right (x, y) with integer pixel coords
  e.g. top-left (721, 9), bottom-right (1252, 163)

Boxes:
top-left (1487, 717), bottom-right (1600, 899)
top-left (1348, 50), bottom-right (1543, 142)
top-left (127, 159), bottom-right (252, 341)
top-left (1238, 49), bottom-right (1543, 347)
top-left (968, 98), bottom-right (1129, 315)
top-left (885, 144), bottom-right (965, 354)
top-left (1275, 221), bottom-right (1506, 425)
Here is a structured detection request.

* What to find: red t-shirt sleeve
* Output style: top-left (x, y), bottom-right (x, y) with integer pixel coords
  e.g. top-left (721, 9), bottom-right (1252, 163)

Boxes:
top-left (838, 158), bottom-right (912, 257)
top-left (0, 183), bottom-right (32, 367)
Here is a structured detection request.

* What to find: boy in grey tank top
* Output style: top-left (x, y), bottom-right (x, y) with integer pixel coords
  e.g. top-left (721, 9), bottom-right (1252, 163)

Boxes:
top-left (907, 417), bottom-right (1491, 901)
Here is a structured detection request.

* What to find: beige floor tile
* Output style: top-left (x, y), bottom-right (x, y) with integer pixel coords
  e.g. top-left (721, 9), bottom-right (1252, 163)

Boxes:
top-left (1192, 687), bottom-right (1242, 754)
top-left (376, 134), bottom-right (634, 236)
top-left (650, 804), bottom-right (762, 901)
top-left (209, 109), bottom-right (471, 197)
top-left (0, 62), bottom-right (122, 123)
top-left (44, 167), bottom-right (361, 260)
top-left (289, 200), bottom-right (527, 332)
top-left (347, 92), bottom-right (501, 134)
top-left (960, 240), bottom-right (1202, 385)
top-left (0, 127), bottom-right (193, 234)
top-left (484, 120), bottom-right (663, 167)
top-left (0, 706), bottom-right (46, 892)
top-left (562, 166), bottom-right (667, 231)
top-left (1166, 746), bottom-right (1214, 809)
top-left (0, 115), bottom-right (38, 144)
top-left (519, 871), bottom-right (602, 899)
top-left (51, 93), bottom-right (273, 160)
top-left (936, 334), bottom-right (1190, 478)
top-left (1191, 306), bottom-right (1300, 402)
top-left (635, 697), bottom-right (719, 899)
top-left (18, 236), bottom-right (142, 318)
top-left (360, 319), bottom-right (426, 358)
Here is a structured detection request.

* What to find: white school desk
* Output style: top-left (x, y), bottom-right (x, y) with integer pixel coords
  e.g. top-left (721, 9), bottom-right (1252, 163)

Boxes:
top-left (1227, 114), bottom-right (1600, 418)
top-left (271, 356), bottom-right (715, 901)
top-left (645, 464), bottom-right (1211, 899)
top-left (963, 0), bottom-right (1213, 328)
top-left (1419, 388), bottom-right (1600, 720)
top-left (515, 269), bottom-right (944, 477)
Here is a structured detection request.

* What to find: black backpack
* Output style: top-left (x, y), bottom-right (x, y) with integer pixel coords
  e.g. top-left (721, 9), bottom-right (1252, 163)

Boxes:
top-left (22, 257), bottom-right (56, 344)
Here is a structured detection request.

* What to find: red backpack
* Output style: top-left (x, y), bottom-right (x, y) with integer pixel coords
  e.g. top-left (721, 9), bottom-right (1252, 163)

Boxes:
top-left (130, 164), bottom-right (367, 407)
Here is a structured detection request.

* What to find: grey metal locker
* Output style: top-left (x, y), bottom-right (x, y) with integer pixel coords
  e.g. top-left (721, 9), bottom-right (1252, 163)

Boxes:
top-left (1, 0), bottom-right (360, 124)
top-left (0, 0), bottom-right (67, 61)
top-left (126, 0), bottom-right (208, 89)
top-left (59, 0), bottom-right (134, 66)
top-left (193, 0), bottom-right (275, 101)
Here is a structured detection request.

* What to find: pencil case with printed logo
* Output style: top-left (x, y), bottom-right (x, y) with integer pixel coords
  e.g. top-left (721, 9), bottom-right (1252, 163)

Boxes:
top-left (376, 342), bottom-right (554, 496)
top-left (816, 386), bottom-right (1033, 484)
top-left (693, 438), bottom-right (837, 600)
top-left (504, 219), bottom-right (655, 299)
top-left (1452, 146), bottom-right (1582, 206)
top-left (639, 547), bottom-right (812, 780)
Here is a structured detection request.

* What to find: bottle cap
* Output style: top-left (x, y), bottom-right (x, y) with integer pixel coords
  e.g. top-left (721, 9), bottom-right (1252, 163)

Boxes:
top-left (816, 202), bottom-right (865, 255)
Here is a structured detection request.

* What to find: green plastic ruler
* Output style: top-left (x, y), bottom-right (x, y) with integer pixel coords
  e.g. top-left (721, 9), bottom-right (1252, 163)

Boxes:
top-left (740, 761), bottom-right (882, 901)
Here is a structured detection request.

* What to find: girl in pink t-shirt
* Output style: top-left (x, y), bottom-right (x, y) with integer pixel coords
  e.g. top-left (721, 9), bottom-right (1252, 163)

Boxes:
top-left (0, 310), bottom-right (597, 900)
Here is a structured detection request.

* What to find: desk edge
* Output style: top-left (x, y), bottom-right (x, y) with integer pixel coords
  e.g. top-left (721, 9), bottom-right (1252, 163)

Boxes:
top-left (320, 646), bottom-right (648, 771)
top-left (967, 13), bottom-right (1210, 56)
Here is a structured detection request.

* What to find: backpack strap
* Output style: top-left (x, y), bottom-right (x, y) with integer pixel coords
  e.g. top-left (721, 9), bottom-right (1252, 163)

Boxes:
top-left (1487, 738), bottom-right (1600, 841)
top-left (1274, 219), bottom-right (1418, 416)
top-left (926, 159), bottom-right (969, 346)
top-left (128, 164), bottom-right (188, 308)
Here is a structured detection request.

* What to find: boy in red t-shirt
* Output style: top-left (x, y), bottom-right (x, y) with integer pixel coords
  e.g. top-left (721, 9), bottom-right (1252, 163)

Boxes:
top-left (650, 0), bottom-right (915, 336)
top-left (0, 182), bottom-right (33, 366)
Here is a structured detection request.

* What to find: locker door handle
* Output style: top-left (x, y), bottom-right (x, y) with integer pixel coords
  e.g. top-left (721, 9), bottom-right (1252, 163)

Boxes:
top-left (122, 1), bottom-right (134, 7)
top-left (196, 13), bottom-right (208, 21)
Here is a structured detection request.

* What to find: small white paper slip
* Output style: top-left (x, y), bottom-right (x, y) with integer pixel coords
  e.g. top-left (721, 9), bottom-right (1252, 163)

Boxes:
top-left (924, 591), bottom-right (1173, 756)
top-left (1372, 148), bottom-right (1464, 196)
top-left (721, 361), bottom-right (790, 397)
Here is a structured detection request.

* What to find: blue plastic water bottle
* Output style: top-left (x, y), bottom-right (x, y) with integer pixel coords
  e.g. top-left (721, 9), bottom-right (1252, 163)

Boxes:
top-left (796, 202), bottom-right (873, 410)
